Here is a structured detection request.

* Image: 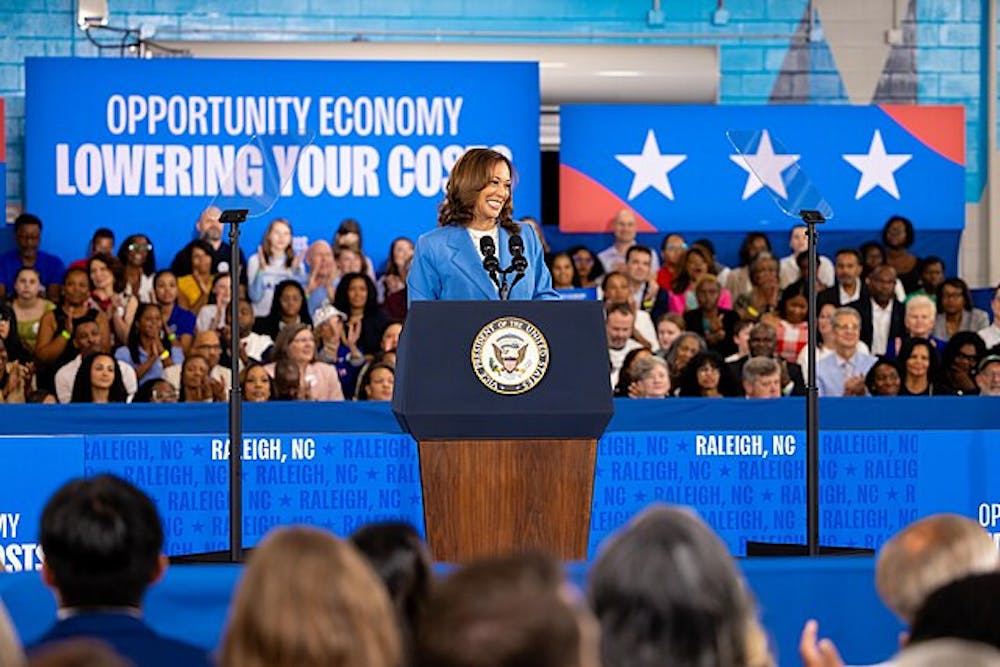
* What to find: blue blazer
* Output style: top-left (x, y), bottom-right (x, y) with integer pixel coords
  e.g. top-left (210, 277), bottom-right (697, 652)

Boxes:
top-left (407, 223), bottom-right (559, 302)
top-left (30, 613), bottom-right (213, 667)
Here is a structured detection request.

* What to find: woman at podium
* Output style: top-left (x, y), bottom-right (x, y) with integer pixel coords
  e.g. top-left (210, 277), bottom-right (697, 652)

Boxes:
top-left (407, 148), bottom-right (558, 301)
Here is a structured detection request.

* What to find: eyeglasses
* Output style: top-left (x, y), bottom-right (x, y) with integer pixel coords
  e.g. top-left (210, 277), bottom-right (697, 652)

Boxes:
top-left (128, 242), bottom-right (153, 252)
top-left (152, 389), bottom-right (178, 400)
top-left (834, 324), bottom-right (860, 332)
top-left (665, 243), bottom-right (687, 251)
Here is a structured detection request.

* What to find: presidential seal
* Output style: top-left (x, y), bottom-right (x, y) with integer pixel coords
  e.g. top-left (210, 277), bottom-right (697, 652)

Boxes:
top-left (470, 316), bottom-right (550, 395)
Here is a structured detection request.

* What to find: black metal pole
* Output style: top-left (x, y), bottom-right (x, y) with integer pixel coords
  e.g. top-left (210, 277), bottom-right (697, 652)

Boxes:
top-left (221, 208), bottom-right (248, 563)
top-left (800, 209), bottom-right (825, 556)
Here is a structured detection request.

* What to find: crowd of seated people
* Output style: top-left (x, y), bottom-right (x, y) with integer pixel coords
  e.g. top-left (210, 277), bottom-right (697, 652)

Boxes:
top-left (587, 211), bottom-right (999, 398)
top-left (6, 475), bottom-right (1000, 667)
top-left (0, 207), bottom-right (998, 404)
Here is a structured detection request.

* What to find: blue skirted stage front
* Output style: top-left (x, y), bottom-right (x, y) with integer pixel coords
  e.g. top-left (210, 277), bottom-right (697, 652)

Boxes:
top-left (1, 397), bottom-right (997, 662)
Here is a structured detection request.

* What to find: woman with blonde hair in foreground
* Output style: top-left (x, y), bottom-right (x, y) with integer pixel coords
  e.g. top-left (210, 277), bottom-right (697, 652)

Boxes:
top-left (218, 526), bottom-right (401, 667)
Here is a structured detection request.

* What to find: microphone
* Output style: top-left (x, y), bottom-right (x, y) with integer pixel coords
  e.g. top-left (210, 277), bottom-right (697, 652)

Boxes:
top-left (507, 234), bottom-right (528, 296)
top-left (508, 234), bottom-right (528, 272)
top-left (480, 236), bottom-right (501, 291)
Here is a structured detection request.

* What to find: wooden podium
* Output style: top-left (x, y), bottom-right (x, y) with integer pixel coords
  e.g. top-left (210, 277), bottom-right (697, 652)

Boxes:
top-left (393, 301), bottom-right (613, 563)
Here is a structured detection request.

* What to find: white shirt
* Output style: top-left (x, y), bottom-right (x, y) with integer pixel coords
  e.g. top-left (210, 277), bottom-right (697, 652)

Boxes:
top-left (163, 363), bottom-right (232, 393)
top-left (598, 244), bottom-right (660, 274)
top-left (779, 253), bottom-right (834, 289)
top-left (467, 226), bottom-right (501, 264)
top-left (634, 310), bottom-right (660, 352)
top-left (838, 282), bottom-right (862, 305)
top-left (56, 355), bottom-right (138, 403)
top-left (608, 338), bottom-right (644, 388)
top-left (870, 299), bottom-right (893, 356)
top-left (979, 323), bottom-right (1000, 349)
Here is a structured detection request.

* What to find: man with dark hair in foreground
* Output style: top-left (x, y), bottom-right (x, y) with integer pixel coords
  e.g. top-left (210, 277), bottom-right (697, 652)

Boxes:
top-left (28, 474), bottom-right (211, 666)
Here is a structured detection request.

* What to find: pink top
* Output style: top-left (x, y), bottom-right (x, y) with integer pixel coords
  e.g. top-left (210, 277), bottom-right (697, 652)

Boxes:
top-left (668, 287), bottom-right (733, 315)
top-left (264, 361), bottom-right (345, 401)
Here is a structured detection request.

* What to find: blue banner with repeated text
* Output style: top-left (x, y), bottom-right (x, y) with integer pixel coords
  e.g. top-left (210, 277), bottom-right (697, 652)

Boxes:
top-left (83, 433), bottom-right (423, 556)
top-left (4, 420), bottom-right (1000, 561)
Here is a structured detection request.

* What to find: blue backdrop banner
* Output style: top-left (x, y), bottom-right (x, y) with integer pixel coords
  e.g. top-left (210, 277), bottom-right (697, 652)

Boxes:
top-left (25, 57), bottom-right (540, 268)
top-left (559, 104), bottom-right (965, 235)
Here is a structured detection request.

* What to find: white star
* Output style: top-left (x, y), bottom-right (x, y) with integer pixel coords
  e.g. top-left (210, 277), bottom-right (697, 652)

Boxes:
top-left (615, 129), bottom-right (687, 200)
top-left (842, 130), bottom-right (912, 200)
top-left (729, 130), bottom-right (800, 200)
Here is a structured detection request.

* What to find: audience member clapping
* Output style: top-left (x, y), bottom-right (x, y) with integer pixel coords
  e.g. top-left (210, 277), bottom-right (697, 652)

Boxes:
top-left (664, 331), bottom-right (706, 390)
top-left (114, 303), bottom-right (183, 384)
top-left (221, 299), bottom-right (273, 369)
top-left (0, 213), bottom-right (65, 303)
top-left (55, 316), bottom-right (137, 403)
top-left (247, 218), bottom-right (308, 318)
top-left (909, 255), bottom-right (946, 304)
top-left (356, 361), bottom-right (395, 401)
top-left (88, 254), bottom-right (136, 346)
top-left (253, 279), bottom-right (312, 340)
top-left (266, 323), bottom-right (344, 401)
top-left (567, 245), bottom-right (604, 289)
top-left (131, 378), bottom-right (178, 404)
top-left (69, 352), bottom-right (129, 403)
top-left (152, 270), bottom-right (195, 354)
top-left (669, 245), bottom-right (733, 315)
top-left (218, 526), bottom-right (400, 667)
top-left (313, 305), bottom-right (364, 399)
top-left (977, 355), bottom-right (1000, 396)
top-left (240, 362), bottom-right (273, 402)
top-left (734, 252), bottom-right (781, 322)
top-left (684, 274), bottom-right (738, 358)
top-left (304, 239), bottom-right (338, 315)
top-left (656, 233), bottom-right (687, 292)
top-left (334, 272), bottom-right (386, 356)
top-left (176, 353), bottom-right (225, 403)
top-left (742, 356), bottom-right (782, 399)
top-left (548, 251), bottom-right (578, 290)
top-left (334, 218), bottom-right (378, 282)
top-left (815, 308), bottom-right (876, 397)
top-left (614, 347), bottom-right (652, 397)
top-left (174, 240), bottom-right (216, 315)
top-left (194, 272), bottom-right (233, 334)
top-left (883, 215), bottom-right (921, 293)
top-left (590, 504), bottom-right (773, 667)
top-left (724, 232), bottom-right (772, 299)
top-left (678, 350), bottom-right (739, 397)
top-left (655, 312), bottom-right (685, 352)
top-left (896, 337), bottom-right (940, 396)
top-left (630, 354), bottom-right (671, 398)
top-left (933, 277), bottom-right (989, 342)
top-left (378, 237), bottom-right (414, 304)
top-left (865, 357), bottom-right (902, 397)
top-left (116, 234), bottom-right (156, 304)
top-left (9, 267), bottom-right (55, 353)
top-left (780, 226), bottom-right (834, 289)
top-left (0, 338), bottom-right (29, 403)
top-left (936, 331), bottom-right (986, 395)
top-left (603, 271), bottom-right (657, 350)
